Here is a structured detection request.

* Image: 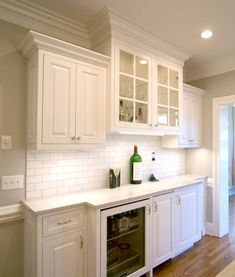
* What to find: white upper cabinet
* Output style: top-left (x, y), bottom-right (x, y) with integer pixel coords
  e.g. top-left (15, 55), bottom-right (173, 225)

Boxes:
top-left (88, 10), bottom-right (189, 136)
top-left (43, 54), bottom-right (77, 144)
top-left (115, 45), bottom-right (151, 130)
top-left (107, 42), bottom-right (183, 135)
top-left (161, 84), bottom-right (205, 148)
top-left (19, 31), bottom-right (109, 150)
top-left (154, 63), bottom-right (182, 131)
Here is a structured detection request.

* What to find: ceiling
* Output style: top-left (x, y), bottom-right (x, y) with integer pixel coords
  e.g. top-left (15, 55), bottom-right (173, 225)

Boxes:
top-left (16, 0), bottom-right (235, 81)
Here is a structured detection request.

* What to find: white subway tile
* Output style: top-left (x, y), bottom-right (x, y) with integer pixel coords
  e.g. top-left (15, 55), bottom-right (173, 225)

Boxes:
top-left (27, 175), bottom-right (42, 184)
top-left (34, 168), bottom-right (51, 176)
top-left (27, 160), bottom-right (43, 169)
top-left (43, 175), bottom-right (57, 182)
top-left (43, 189), bottom-right (57, 197)
top-left (27, 190), bottom-right (42, 199)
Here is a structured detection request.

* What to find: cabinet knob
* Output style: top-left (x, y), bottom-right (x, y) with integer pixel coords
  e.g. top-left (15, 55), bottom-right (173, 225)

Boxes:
top-left (154, 124), bottom-right (158, 127)
top-left (188, 139), bottom-right (194, 142)
top-left (77, 136), bottom-right (81, 141)
top-left (149, 123), bottom-right (153, 127)
top-left (71, 136), bottom-right (76, 140)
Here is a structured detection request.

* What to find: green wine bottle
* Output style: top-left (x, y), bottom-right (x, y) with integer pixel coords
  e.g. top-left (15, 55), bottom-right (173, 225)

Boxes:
top-left (130, 145), bottom-right (142, 184)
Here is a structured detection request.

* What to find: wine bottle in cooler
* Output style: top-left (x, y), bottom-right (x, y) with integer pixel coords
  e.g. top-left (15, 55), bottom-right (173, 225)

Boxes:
top-left (130, 145), bottom-right (142, 184)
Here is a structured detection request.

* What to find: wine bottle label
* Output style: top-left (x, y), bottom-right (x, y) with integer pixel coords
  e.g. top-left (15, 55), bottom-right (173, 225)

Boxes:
top-left (133, 162), bottom-right (142, 181)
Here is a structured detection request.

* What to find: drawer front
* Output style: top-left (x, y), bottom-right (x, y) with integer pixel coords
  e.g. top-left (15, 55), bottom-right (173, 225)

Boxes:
top-left (43, 208), bottom-right (84, 237)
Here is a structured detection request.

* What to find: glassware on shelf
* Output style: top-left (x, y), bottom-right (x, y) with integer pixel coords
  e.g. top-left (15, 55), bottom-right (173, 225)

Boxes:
top-left (136, 107), bottom-right (144, 123)
top-left (119, 100), bottom-right (125, 121)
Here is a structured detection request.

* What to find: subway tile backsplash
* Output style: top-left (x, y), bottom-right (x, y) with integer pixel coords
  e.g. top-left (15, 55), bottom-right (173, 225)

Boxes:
top-left (26, 134), bottom-right (185, 199)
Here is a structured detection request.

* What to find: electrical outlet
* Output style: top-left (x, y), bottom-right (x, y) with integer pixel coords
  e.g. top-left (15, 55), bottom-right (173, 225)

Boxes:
top-left (1, 175), bottom-right (24, 190)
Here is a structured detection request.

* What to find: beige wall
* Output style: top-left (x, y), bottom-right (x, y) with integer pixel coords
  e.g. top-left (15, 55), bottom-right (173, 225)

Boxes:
top-left (186, 70), bottom-right (235, 177)
top-left (0, 20), bottom-right (27, 206)
top-left (0, 20), bottom-right (27, 277)
top-left (0, 220), bottom-right (24, 277)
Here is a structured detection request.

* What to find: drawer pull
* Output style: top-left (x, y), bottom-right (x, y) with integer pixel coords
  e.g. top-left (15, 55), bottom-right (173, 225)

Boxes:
top-left (57, 219), bottom-right (72, 225)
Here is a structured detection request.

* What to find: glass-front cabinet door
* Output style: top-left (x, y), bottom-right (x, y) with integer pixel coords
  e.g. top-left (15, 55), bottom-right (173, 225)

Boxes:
top-left (118, 49), bottom-right (150, 126)
top-left (100, 199), bottom-right (151, 277)
top-left (156, 64), bottom-right (181, 129)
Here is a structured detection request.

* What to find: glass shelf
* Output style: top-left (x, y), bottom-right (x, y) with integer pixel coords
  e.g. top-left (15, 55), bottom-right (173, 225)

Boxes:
top-left (107, 227), bottom-right (139, 242)
top-left (107, 249), bottom-right (141, 277)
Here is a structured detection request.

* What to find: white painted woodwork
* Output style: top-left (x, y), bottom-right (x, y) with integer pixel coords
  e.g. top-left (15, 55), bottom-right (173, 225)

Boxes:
top-left (23, 179), bottom-right (204, 277)
top-left (43, 54), bottom-right (76, 144)
top-left (100, 199), bottom-right (151, 277)
top-left (76, 64), bottom-right (105, 144)
top-left (19, 31), bottom-right (109, 150)
top-left (24, 207), bottom-right (86, 277)
top-left (179, 94), bottom-right (201, 146)
top-left (212, 95), bottom-right (235, 237)
top-left (43, 230), bottom-right (83, 277)
top-left (42, 208), bottom-right (84, 237)
top-left (107, 41), bottom-right (183, 135)
top-left (173, 185), bottom-right (202, 256)
top-left (161, 84), bottom-right (204, 148)
top-left (152, 193), bottom-right (174, 267)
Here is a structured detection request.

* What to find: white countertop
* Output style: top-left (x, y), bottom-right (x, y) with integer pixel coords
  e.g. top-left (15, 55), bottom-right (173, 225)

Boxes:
top-left (22, 175), bottom-right (205, 214)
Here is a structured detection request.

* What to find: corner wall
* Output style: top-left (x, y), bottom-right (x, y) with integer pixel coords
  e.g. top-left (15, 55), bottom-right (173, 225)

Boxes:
top-left (186, 70), bottom-right (235, 177)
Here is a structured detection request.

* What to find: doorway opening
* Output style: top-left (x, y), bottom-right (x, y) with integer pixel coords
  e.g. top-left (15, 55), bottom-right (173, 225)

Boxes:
top-left (212, 95), bottom-right (235, 237)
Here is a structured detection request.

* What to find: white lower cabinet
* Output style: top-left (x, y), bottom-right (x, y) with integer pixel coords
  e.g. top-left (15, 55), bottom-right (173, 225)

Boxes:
top-left (43, 230), bottom-right (84, 277)
top-left (173, 184), bottom-right (203, 256)
top-left (152, 192), bottom-right (174, 267)
top-left (24, 207), bottom-right (86, 277)
top-left (152, 183), bottom-right (203, 268)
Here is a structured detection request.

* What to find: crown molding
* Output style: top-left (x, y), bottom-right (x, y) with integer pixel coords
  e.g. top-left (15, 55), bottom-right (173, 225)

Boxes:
top-left (19, 30), bottom-right (110, 67)
top-left (184, 54), bottom-right (235, 82)
top-left (0, 0), bottom-right (90, 48)
top-left (88, 7), bottom-right (191, 65)
top-left (183, 83), bottom-right (205, 96)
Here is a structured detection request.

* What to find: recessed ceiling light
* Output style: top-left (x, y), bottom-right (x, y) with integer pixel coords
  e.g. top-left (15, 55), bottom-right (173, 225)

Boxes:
top-left (201, 30), bottom-right (213, 39)
top-left (140, 59), bottom-right (148, 65)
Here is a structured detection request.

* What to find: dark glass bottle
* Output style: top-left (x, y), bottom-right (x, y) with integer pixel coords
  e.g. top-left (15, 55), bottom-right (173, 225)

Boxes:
top-left (130, 145), bottom-right (142, 184)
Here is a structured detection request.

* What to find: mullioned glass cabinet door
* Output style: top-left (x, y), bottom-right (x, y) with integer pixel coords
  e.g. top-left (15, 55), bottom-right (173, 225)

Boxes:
top-left (156, 65), bottom-right (180, 128)
top-left (119, 50), bottom-right (149, 125)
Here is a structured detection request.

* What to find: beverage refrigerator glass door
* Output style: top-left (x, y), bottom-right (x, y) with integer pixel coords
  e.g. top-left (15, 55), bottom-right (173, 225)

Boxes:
top-left (100, 199), bottom-right (151, 277)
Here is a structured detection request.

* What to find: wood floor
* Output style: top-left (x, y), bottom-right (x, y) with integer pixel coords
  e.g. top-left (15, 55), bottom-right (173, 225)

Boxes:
top-left (153, 195), bottom-right (235, 277)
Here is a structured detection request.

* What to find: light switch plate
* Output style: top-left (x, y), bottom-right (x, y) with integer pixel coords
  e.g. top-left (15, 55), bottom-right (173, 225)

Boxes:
top-left (1, 135), bottom-right (12, 149)
top-left (1, 175), bottom-right (24, 190)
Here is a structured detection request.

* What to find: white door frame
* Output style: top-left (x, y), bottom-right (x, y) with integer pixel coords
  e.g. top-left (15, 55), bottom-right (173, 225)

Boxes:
top-left (213, 95), bottom-right (235, 237)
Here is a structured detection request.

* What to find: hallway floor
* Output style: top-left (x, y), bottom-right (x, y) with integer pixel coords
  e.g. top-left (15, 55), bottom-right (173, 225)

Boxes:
top-left (153, 195), bottom-right (235, 277)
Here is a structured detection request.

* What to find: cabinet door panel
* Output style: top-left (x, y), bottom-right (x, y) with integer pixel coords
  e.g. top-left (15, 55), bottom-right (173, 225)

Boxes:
top-left (174, 187), bottom-right (201, 255)
top-left (43, 54), bottom-right (76, 144)
top-left (152, 193), bottom-right (174, 267)
top-left (76, 64), bottom-right (105, 143)
top-left (43, 231), bottom-right (83, 277)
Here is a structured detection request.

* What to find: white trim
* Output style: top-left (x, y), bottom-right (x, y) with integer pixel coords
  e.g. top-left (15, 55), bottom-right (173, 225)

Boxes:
top-left (212, 95), bottom-right (235, 237)
top-left (183, 83), bottom-right (205, 97)
top-left (19, 30), bottom-right (110, 67)
top-left (0, 0), bottom-right (90, 48)
top-left (0, 204), bottom-right (23, 224)
top-left (88, 7), bottom-right (191, 65)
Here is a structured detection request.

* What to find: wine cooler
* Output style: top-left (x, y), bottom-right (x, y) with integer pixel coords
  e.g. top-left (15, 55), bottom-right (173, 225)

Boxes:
top-left (100, 199), bottom-right (151, 277)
